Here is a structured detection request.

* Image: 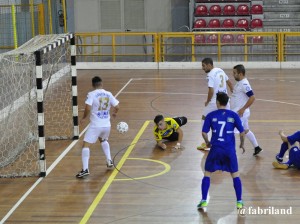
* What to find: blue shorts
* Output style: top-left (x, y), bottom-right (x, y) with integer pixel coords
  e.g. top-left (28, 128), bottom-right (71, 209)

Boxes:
top-left (289, 146), bottom-right (300, 169)
top-left (204, 146), bottom-right (239, 173)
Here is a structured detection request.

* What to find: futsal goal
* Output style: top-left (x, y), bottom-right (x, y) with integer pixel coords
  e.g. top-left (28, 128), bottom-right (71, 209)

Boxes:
top-left (0, 33), bottom-right (78, 178)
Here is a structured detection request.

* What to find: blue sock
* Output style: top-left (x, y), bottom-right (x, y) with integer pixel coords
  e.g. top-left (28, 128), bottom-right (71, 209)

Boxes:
top-left (201, 176), bottom-right (210, 200)
top-left (233, 177), bottom-right (242, 201)
top-left (278, 142), bottom-right (289, 158)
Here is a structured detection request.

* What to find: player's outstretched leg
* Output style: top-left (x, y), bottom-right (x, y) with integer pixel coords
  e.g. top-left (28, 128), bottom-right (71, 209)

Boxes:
top-left (275, 142), bottom-right (289, 162)
top-left (173, 116), bottom-right (187, 127)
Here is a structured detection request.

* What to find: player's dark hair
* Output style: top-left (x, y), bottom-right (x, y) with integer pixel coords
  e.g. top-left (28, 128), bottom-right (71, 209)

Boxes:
top-left (92, 76), bottom-right (102, 87)
top-left (154, 115), bottom-right (164, 124)
top-left (233, 64), bottom-right (245, 75)
top-left (216, 92), bottom-right (229, 106)
top-left (202, 57), bottom-right (213, 65)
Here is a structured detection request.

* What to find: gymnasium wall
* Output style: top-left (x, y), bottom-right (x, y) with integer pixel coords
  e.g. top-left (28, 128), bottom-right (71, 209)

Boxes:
top-left (74, 0), bottom-right (175, 32)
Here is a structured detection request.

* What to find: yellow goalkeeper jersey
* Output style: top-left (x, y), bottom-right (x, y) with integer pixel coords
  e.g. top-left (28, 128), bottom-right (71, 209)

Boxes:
top-left (153, 118), bottom-right (179, 142)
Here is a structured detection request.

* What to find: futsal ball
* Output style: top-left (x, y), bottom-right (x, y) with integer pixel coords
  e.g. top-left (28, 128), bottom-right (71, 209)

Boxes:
top-left (117, 121), bottom-right (129, 134)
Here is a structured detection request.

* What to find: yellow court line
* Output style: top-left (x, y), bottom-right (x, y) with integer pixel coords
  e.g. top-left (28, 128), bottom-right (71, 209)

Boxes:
top-left (79, 120), bottom-right (150, 224)
top-left (114, 158), bottom-right (171, 181)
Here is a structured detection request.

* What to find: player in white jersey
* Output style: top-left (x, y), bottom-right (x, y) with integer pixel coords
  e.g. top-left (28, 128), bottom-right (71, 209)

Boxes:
top-left (197, 58), bottom-right (233, 151)
top-left (76, 76), bottom-right (119, 178)
top-left (230, 64), bottom-right (263, 156)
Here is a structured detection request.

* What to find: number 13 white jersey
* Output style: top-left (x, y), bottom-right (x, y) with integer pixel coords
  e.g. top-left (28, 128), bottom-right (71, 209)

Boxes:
top-left (85, 89), bottom-right (119, 128)
top-left (207, 67), bottom-right (229, 103)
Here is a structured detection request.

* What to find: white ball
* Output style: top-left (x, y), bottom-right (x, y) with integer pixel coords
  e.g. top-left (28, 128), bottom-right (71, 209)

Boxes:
top-left (117, 121), bottom-right (129, 133)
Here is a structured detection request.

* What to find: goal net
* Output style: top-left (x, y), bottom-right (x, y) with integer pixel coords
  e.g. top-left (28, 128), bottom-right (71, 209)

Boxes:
top-left (0, 33), bottom-right (78, 178)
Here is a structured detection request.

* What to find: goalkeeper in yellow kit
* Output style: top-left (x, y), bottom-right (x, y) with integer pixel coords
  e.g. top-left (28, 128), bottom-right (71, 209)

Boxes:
top-left (153, 115), bottom-right (187, 150)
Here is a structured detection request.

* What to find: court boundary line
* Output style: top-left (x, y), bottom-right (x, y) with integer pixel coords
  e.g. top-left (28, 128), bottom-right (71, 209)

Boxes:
top-left (80, 121), bottom-right (150, 224)
top-left (0, 78), bottom-right (134, 224)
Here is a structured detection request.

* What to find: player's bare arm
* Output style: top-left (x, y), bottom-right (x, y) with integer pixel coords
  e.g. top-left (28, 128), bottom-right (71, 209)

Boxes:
top-left (81, 104), bottom-right (91, 125)
top-left (202, 132), bottom-right (211, 148)
top-left (112, 104), bottom-right (119, 119)
top-left (157, 140), bottom-right (167, 150)
top-left (226, 79), bottom-right (234, 93)
top-left (173, 127), bottom-right (183, 150)
top-left (205, 87), bottom-right (214, 106)
top-left (238, 95), bottom-right (255, 116)
top-left (239, 131), bottom-right (245, 154)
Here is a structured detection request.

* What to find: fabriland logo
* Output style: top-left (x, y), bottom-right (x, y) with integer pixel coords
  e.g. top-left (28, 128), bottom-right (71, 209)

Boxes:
top-left (239, 206), bottom-right (293, 216)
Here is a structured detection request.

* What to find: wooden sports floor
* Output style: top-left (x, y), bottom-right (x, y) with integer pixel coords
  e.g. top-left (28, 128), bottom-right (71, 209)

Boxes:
top-left (1, 68), bottom-right (300, 224)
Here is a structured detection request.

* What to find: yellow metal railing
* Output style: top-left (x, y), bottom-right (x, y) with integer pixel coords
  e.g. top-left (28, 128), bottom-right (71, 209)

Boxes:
top-left (76, 32), bottom-right (158, 62)
top-left (0, 1), bottom-right (67, 52)
top-left (76, 32), bottom-right (300, 62)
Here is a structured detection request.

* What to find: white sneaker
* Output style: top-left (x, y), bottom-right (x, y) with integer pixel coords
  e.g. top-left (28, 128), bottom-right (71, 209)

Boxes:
top-left (106, 159), bottom-right (113, 168)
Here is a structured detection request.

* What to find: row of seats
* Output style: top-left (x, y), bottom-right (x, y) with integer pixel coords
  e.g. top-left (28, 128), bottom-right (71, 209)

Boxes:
top-left (194, 18), bottom-right (263, 30)
top-left (195, 0), bottom-right (251, 2)
top-left (195, 4), bottom-right (263, 16)
top-left (195, 34), bottom-right (263, 44)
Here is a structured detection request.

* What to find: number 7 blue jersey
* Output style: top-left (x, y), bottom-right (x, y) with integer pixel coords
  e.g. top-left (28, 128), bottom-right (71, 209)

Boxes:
top-left (202, 109), bottom-right (244, 150)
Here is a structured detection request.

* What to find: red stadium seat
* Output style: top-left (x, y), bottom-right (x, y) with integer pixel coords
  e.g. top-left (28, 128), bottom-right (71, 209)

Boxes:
top-left (195, 34), bottom-right (206, 43)
top-left (251, 19), bottom-right (263, 29)
top-left (236, 19), bottom-right (249, 30)
top-left (223, 5), bottom-right (235, 15)
top-left (253, 36), bottom-right (263, 43)
top-left (221, 34), bottom-right (234, 43)
top-left (208, 19), bottom-right (221, 28)
top-left (194, 19), bottom-right (207, 29)
top-left (251, 4), bottom-right (263, 14)
top-left (222, 19), bottom-right (235, 28)
top-left (237, 4), bottom-right (249, 15)
top-left (207, 34), bottom-right (218, 43)
top-left (236, 34), bottom-right (245, 43)
top-left (209, 5), bottom-right (222, 16)
top-left (195, 5), bottom-right (208, 16)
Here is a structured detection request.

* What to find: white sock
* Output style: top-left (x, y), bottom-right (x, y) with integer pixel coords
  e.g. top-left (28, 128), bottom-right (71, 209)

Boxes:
top-left (101, 140), bottom-right (111, 161)
top-left (246, 131), bottom-right (258, 148)
top-left (82, 147), bottom-right (90, 170)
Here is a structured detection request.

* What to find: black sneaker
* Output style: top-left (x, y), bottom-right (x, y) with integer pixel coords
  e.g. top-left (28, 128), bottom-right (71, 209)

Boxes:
top-left (76, 169), bottom-right (90, 178)
top-left (253, 146), bottom-right (263, 156)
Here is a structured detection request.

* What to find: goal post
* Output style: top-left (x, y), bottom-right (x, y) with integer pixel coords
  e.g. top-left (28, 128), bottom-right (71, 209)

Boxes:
top-left (0, 33), bottom-right (78, 177)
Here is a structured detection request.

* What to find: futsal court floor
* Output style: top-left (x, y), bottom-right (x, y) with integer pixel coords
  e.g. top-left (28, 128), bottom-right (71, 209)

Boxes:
top-left (1, 68), bottom-right (300, 224)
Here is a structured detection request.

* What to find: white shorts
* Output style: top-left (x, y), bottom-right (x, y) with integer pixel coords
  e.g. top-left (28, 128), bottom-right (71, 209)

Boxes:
top-left (240, 110), bottom-right (250, 130)
top-left (234, 110), bottom-right (251, 133)
top-left (84, 126), bottom-right (111, 144)
top-left (203, 101), bottom-right (230, 117)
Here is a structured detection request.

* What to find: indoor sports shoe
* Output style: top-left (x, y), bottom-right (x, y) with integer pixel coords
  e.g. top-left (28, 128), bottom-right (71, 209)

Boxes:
top-left (253, 146), bottom-right (263, 156)
top-left (197, 200), bottom-right (208, 209)
top-left (197, 143), bottom-right (210, 151)
top-left (76, 169), bottom-right (90, 178)
top-left (272, 161), bottom-right (289, 170)
top-left (106, 159), bottom-right (114, 168)
top-left (275, 154), bottom-right (283, 163)
top-left (237, 200), bottom-right (244, 209)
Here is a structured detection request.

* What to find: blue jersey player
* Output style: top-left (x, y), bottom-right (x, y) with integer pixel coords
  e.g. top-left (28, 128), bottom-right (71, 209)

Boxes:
top-left (272, 130), bottom-right (300, 169)
top-left (197, 92), bottom-right (245, 210)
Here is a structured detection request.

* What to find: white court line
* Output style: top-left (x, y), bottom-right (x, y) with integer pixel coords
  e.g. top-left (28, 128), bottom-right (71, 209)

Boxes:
top-left (123, 91), bottom-right (206, 96)
top-left (132, 77), bottom-right (206, 80)
top-left (0, 78), bottom-right (133, 224)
